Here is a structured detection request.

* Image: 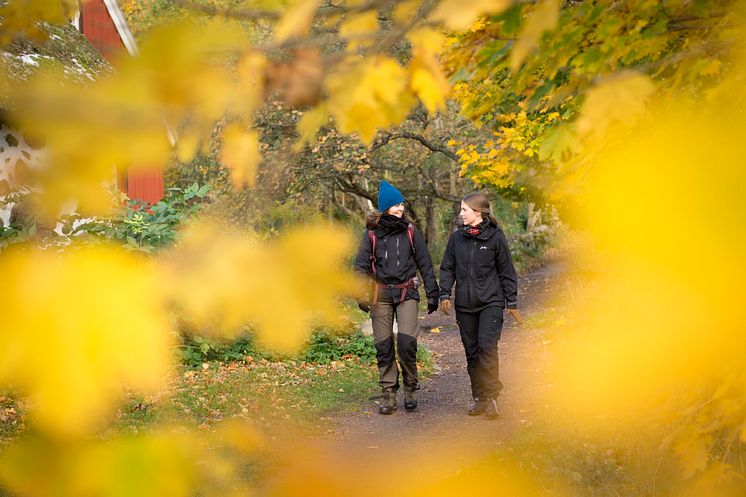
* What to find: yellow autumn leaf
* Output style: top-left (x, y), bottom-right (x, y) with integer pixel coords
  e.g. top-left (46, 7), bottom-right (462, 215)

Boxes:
top-left (674, 429), bottom-right (712, 479)
top-left (407, 28), bottom-right (450, 113)
top-left (410, 63), bottom-right (450, 114)
top-left (393, 0), bottom-right (421, 24)
top-left (431, 0), bottom-right (512, 31)
top-left (235, 51), bottom-right (267, 115)
top-left (510, 0), bottom-right (561, 71)
top-left (274, 0), bottom-right (321, 41)
top-left (0, 0), bottom-right (78, 45)
top-left (0, 426), bottom-right (258, 497)
top-left (538, 124), bottom-right (581, 162)
top-left (295, 105), bottom-right (330, 150)
top-left (220, 124), bottom-right (261, 189)
top-left (325, 56), bottom-right (413, 143)
top-left (575, 71), bottom-right (655, 142)
top-left (339, 11), bottom-right (379, 52)
top-left (0, 245), bottom-right (172, 437)
top-left (408, 27), bottom-right (447, 55)
top-left (696, 58), bottom-right (722, 77)
top-left (176, 129), bottom-right (200, 163)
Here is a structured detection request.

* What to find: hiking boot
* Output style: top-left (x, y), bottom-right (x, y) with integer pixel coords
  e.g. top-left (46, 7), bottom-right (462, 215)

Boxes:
top-left (403, 389), bottom-right (417, 412)
top-left (484, 398), bottom-right (500, 419)
top-left (467, 397), bottom-right (489, 416)
top-left (379, 389), bottom-right (397, 415)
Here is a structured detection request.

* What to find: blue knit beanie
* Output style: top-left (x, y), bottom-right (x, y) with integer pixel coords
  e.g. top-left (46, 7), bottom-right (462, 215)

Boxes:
top-left (377, 181), bottom-right (405, 212)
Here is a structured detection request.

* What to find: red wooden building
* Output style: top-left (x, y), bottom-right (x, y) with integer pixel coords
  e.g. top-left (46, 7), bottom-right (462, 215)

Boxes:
top-left (76, 0), bottom-right (166, 205)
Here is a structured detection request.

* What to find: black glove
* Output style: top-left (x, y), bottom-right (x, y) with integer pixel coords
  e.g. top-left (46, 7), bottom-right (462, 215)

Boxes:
top-left (427, 301), bottom-right (438, 314)
top-left (357, 301), bottom-right (370, 313)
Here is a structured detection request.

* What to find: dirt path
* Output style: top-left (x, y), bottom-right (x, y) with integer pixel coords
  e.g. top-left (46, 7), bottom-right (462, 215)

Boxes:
top-left (264, 263), bottom-right (565, 484)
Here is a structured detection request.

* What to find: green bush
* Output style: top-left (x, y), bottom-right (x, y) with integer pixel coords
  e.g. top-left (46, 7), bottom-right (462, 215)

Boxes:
top-left (300, 329), bottom-right (376, 364)
top-left (179, 328), bottom-right (377, 367)
top-left (74, 183), bottom-right (211, 252)
top-left (179, 334), bottom-right (265, 367)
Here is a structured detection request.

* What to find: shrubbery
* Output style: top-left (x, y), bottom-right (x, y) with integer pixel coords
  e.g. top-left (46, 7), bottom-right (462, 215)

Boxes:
top-left (179, 328), bottom-right (378, 367)
top-left (75, 183), bottom-right (211, 251)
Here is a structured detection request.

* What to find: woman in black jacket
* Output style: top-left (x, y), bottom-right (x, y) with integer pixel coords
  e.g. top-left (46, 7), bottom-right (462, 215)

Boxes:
top-left (439, 192), bottom-right (522, 418)
top-left (353, 181), bottom-right (439, 415)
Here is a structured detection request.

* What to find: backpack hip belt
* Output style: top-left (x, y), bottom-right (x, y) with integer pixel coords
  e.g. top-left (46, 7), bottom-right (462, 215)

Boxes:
top-left (372, 277), bottom-right (418, 304)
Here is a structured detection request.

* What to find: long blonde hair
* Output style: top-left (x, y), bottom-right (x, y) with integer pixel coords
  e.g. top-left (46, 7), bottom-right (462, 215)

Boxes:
top-left (462, 192), bottom-right (500, 227)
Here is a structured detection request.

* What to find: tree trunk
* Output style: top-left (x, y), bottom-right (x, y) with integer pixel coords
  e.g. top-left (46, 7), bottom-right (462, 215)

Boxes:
top-left (359, 177), bottom-right (375, 212)
top-left (526, 202), bottom-right (540, 231)
top-left (425, 195), bottom-right (436, 245)
top-left (325, 187), bottom-right (333, 223)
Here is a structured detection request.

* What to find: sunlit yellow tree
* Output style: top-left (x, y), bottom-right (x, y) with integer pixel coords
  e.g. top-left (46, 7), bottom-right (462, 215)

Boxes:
top-left (444, 0), bottom-right (743, 200)
top-left (443, 1), bottom-right (746, 495)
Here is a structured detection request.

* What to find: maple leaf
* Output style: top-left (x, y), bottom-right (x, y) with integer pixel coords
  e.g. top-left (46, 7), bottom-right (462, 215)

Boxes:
top-left (220, 124), bottom-right (261, 189)
top-left (510, 0), bottom-right (561, 71)
top-left (432, 0), bottom-right (512, 31)
top-left (274, 0), bottom-right (321, 41)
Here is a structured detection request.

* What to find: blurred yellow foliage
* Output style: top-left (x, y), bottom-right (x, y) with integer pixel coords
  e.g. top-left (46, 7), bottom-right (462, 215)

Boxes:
top-left (547, 57), bottom-right (746, 489)
top-left (162, 221), bottom-right (362, 352)
top-left (509, 0), bottom-right (561, 71)
top-left (431, 0), bottom-right (511, 31)
top-left (275, 0), bottom-right (321, 41)
top-left (325, 56), bottom-right (414, 143)
top-left (8, 20), bottom-right (256, 215)
top-left (0, 422), bottom-right (260, 497)
top-left (0, 246), bottom-right (173, 437)
top-left (220, 124), bottom-right (261, 189)
top-left (339, 11), bottom-right (379, 52)
top-left (408, 28), bottom-right (451, 114)
top-left (0, 0), bottom-right (78, 45)
top-left (575, 71), bottom-right (655, 145)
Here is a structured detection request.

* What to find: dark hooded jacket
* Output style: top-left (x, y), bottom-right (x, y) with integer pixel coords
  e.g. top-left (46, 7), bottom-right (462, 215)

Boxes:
top-left (439, 221), bottom-right (518, 312)
top-left (353, 216), bottom-right (439, 305)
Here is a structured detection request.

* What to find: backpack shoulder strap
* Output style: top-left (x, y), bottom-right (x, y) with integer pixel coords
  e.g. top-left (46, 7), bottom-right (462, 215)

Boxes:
top-left (407, 224), bottom-right (415, 254)
top-left (367, 230), bottom-right (377, 275)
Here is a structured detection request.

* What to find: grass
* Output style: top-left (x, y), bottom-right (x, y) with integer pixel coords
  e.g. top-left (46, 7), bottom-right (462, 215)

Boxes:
top-left (1, 339), bottom-right (435, 443)
top-left (112, 356), bottom-right (380, 436)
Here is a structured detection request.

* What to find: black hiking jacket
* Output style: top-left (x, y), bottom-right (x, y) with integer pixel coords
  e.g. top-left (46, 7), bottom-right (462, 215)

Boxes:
top-left (353, 221), bottom-right (439, 305)
top-left (439, 222), bottom-right (518, 313)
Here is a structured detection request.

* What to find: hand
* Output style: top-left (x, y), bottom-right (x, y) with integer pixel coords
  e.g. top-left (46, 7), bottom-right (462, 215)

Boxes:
top-left (508, 308), bottom-right (524, 325)
top-left (427, 301), bottom-right (438, 314)
top-left (357, 301), bottom-right (370, 313)
top-left (439, 299), bottom-right (452, 316)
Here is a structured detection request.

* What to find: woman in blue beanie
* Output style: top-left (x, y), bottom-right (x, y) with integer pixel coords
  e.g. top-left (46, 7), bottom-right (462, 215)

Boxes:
top-left (353, 181), bottom-right (440, 414)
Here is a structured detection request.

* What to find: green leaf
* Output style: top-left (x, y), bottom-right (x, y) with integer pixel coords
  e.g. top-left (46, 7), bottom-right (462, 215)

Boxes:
top-left (196, 184), bottom-right (211, 197)
top-left (539, 124), bottom-right (581, 162)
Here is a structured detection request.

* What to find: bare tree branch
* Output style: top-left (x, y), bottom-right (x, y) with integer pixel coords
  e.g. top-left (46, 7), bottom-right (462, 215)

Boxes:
top-left (372, 132), bottom-right (459, 161)
top-left (170, 0), bottom-right (281, 20)
top-left (172, 0), bottom-right (399, 22)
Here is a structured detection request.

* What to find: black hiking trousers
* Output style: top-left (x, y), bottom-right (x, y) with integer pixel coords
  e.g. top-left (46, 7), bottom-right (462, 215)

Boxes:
top-left (456, 306), bottom-right (504, 400)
